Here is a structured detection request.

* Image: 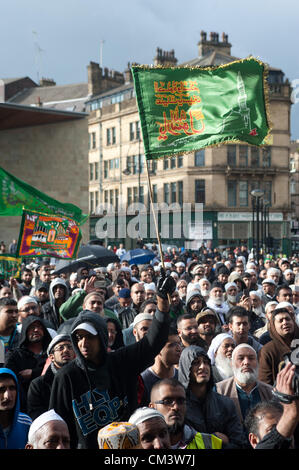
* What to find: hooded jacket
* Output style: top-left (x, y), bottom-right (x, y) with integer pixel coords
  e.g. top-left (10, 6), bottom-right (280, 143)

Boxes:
top-left (178, 345), bottom-right (246, 449)
top-left (258, 313), bottom-right (299, 385)
top-left (104, 317), bottom-right (124, 351)
top-left (41, 277), bottom-right (70, 330)
top-left (185, 290), bottom-right (206, 315)
top-left (49, 308), bottom-right (170, 449)
top-left (4, 316), bottom-right (52, 407)
top-left (0, 368), bottom-right (32, 449)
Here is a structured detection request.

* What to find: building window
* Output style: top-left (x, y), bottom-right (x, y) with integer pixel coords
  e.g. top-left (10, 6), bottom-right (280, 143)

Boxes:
top-left (126, 156), bottom-right (132, 173)
top-left (109, 190), bottom-right (114, 206)
top-left (136, 121), bottom-right (140, 140)
top-left (90, 192), bottom-right (94, 213)
top-left (115, 189), bottom-right (119, 210)
top-left (239, 146), bottom-right (248, 167)
top-left (195, 149), bottom-right (205, 167)
top-left (107, 127), bottom-right (116, 146)
top-left (89, 163), bottom-right (94, 181)
top-left (94, 162), bottom-right (99, 180)
top-left (129, 121), bottom-right (140, 141)
top-left (109, 160), bottom-right (114, 171)
top-left (139, 186), bottom-right (144, 204)
top-left (171, 182), bottom-right (176, 203)
top-left (164, 183), bottom-right (170, 204)
top-left (228, 180), bottom-right (237, 207)
top-left (104, 191), bottom-right (108, 204)
top-left (227, 145), bottom-right (236, 166)
top-left (140, 155), bottom-right (145, 174)
top-left (177, 155), bottom-right (183, 168)
top-left (251, 147), bottom-right (259, 167)
top-left (239, 181), bottom-right (248, 207)
top-left (263, 181), bottom-right (272, 205)
top-left (153, 184), bottom-right (158, 203)
top-left (89, 132), bottom-right (96, 150)
top-left (170, 156), bottom-right (176, 169)
top-left (127, 187), bottom-right (132, 206)
top-left (129, 122), bottom-right (134, 141)
top-left (195, 179), bottom-right (205, 204)
top-left (114, 158), bottom-right (119, 169)
top-left (163, 158), bottom-right (169, 170)
top-left (133, 155), bottom-right (138, 174)
top-left (104, 161), bottom-right (108, 179)
top-left (178, 181), bottom-right (183, 205)
top-left (95, 191), bottom-right (99, 211)
top-left (133, 187), bottom-right (138, 203)
top-left (262, 147), bottom-right (271, 167)
top-left (106, 128), bottom-right (111, 146)
top-left (251, 181), bottom-right (272, 206)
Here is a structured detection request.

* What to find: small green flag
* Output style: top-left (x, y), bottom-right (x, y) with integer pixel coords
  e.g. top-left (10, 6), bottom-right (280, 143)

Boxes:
top-left (132, 57), bottom-right (271, 160)
top-left (0, 254), bottom-right (22, 279)
top-left (0, 167), bottom-right (88, 226)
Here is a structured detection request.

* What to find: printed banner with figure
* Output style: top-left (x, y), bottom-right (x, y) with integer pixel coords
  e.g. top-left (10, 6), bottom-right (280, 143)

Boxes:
top-left (0, 254), bottom-right (22, 279)
top-left (17, 210), bottom-right (82, 259)
top-left (132, 57), bottom-right (271, 160)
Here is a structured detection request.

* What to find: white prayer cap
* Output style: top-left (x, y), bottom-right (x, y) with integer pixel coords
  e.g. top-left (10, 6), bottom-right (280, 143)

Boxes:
top-left (133, 313), bottom-right (153, 328)
top-left (224, 282), bottom-right (237, 292)
top-left (170, 272), bottom-right (179, 279)
top-left (246, 269), bottom-right (256, 275)
top-left (69, 272), bottom-right (78, 281)
top-left (175, 262), bottom-right (185, 268)
top-left (262, 278), bottom-right (276, 286)
top-left (290, 284), bottom-right (299, 292)
top-left (129, 407), bottom-right (166, 426)
top-left (17, 296), bottom-right (38, 310)
top-left (232, 343), bottom-right (257, 362)
top-left (249, 290), bottom-right (262, 298)
top-left (265, 301), bottom-right (278, 312)
top-left (120, 266), bottom-right (131, 273)
top-left (143, 282), bottom-right (156, 292)
top-left (28, 410), bottom-right (65, 442)
top-left (284, 269), bottom-right (294, 275)
top-left (207, 333), bottom-right (234, 365)
top-left (276, 302), bottom-right (294, 312)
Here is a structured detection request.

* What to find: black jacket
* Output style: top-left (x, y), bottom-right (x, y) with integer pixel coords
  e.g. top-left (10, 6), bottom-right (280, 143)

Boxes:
top-left (27, 363), bottom-right (55, 420)
top-left (5, 315), bottom-right (52, 410)
top-left (49, 309), bottom-right (170, 449)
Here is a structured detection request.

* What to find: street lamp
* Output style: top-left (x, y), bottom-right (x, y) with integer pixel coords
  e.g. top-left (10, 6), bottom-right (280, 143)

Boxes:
top-left (251, 188), bottom-right (264, 260)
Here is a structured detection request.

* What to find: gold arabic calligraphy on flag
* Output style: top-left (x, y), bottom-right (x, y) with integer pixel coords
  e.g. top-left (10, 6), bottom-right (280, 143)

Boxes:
top-left (154, 80), bottom-right (205, 141)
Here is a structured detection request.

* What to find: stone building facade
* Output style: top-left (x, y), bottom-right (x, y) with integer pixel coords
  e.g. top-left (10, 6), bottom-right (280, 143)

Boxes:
top-left (87, 32), bottom-right (292, 254)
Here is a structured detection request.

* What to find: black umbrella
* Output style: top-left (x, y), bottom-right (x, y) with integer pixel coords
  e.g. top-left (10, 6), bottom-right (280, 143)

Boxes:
top-left (53, 244), bottom-right (119, 275)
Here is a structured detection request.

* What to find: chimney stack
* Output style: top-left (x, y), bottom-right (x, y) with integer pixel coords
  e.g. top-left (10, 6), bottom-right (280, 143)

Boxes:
top-left (198, 31), bottom-right (232, 57)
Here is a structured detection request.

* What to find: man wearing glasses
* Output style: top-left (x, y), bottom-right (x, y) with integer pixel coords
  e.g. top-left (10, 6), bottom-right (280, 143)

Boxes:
top-left (27, 335), bottom-right (75, 420)
top-left (149, 377), bottom-right (222, 449)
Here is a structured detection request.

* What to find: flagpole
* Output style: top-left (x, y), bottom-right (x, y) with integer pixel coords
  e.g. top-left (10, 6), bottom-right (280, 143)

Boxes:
top-left (145, 159), bottom-right (166, 270)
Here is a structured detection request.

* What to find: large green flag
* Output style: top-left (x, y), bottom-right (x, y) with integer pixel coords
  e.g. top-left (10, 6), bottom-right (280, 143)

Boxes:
top-left (0, 167), bottom-right (88, 226)
top-left (132, 57), bottom-right (271, 160)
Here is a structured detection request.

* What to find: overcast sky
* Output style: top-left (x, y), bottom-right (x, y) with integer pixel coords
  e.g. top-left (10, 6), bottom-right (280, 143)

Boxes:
top-left (2, 0), bottom-right (299, 138)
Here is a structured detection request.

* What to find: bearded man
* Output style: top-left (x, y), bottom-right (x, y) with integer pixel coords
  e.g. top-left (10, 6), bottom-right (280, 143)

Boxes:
top-left (216, 344), bottom-right (273, 426)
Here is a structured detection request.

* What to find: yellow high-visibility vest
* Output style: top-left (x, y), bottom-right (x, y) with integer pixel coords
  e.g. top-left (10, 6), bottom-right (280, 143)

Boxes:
top-left (186, 432), bottom-right (222, 449)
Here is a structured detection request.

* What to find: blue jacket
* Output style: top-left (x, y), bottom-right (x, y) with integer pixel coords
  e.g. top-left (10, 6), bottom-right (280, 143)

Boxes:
top-left (0, 368), bottom-right (32, 449)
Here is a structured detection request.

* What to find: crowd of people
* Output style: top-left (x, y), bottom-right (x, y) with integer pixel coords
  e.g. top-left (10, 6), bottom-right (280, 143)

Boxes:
top-left (0, 241), bottom-right (299, 450)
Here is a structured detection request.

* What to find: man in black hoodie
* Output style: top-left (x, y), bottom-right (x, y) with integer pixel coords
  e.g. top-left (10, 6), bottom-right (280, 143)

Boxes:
top-left (4, 315), bottom-right (52, 411)
top-left (49, 271), bottom-right (176, 449)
